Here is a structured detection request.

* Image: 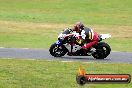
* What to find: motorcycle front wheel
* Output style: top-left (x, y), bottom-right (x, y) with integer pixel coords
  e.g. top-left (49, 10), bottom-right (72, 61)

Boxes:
top-left (49, 43), bottom-right (67, 57)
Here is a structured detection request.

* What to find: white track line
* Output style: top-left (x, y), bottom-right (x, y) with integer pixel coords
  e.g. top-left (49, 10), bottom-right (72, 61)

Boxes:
top-left (0, 47), bottom-right (5, 48)
top-left (0, 47), bottom-right (30, 49)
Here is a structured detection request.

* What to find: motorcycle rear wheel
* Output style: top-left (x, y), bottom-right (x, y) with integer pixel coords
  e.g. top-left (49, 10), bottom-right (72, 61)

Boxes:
top-left (92, 42), bottom-right (111, 59)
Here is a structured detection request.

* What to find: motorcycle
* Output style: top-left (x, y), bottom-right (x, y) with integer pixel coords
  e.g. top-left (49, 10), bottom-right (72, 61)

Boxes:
top-left (49, 28), bottom-right (111, 59)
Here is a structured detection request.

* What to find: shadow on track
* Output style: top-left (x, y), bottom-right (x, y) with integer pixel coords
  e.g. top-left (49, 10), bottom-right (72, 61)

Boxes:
top-left (53, 56), bottom-right (111, 62)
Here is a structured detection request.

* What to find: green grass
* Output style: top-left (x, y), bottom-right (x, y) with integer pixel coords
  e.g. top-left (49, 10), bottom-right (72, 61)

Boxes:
top-left (104, 38), bottom-right (132, 52)
top-left (0, 58), bottom-right (131, 88)
top-left (0, 32), bottom-right (56, 48)
top-left (0, 0), bottom-right (131, 25)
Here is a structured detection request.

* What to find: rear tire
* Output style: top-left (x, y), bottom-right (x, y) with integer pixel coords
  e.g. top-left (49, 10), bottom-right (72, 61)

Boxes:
top-left (49, 43), bottom-right (67, 57)
top-left (92, 42), bottom-right (111, 59)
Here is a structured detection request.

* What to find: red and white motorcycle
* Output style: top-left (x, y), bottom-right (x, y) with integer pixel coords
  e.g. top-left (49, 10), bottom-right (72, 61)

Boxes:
top-left (49, 28), bottom-right (111, 59)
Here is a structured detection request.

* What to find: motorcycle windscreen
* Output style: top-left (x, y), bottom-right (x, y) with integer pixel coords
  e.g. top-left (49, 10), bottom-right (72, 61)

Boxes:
top-left (62, 29), bottom-right (72, 34)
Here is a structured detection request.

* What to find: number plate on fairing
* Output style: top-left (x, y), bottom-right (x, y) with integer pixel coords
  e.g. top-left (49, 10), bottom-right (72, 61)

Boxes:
top-left (64, 44), bottom-right (82, 52)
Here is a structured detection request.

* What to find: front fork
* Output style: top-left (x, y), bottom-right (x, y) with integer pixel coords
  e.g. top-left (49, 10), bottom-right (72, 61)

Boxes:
top-left (55, 40), bottom-right (68, 53)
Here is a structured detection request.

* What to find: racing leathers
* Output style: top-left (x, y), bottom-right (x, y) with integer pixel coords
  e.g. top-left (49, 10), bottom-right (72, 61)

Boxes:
top-left (76, 27), bottom-right (99, 50)
top-left (61, 27), bottom-right (99, 50)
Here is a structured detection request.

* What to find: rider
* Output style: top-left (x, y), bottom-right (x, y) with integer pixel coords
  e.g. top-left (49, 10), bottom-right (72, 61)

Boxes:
top-left (72, 22), bottom-right (99, 50)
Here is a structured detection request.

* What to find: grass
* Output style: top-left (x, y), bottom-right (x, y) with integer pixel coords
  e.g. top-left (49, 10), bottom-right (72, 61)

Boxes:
top-left (0, 58), bottom-right (131, 88)
top-left (0, 0), bottom-right (131, 25)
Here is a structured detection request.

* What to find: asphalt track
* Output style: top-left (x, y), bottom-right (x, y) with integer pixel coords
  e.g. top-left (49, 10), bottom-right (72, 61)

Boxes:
top-left (0, 48), bottom-right (132, 63)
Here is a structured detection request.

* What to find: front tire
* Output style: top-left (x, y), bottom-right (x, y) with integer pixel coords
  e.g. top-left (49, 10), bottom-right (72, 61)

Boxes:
top-left (49, 43), bottom-right (67, 57)
top-left (92, 42), bottom-right (111, 59)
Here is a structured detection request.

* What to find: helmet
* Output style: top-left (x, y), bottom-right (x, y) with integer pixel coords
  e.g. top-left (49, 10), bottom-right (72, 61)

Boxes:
top-left (73, 22), bottom-right (84, 32)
